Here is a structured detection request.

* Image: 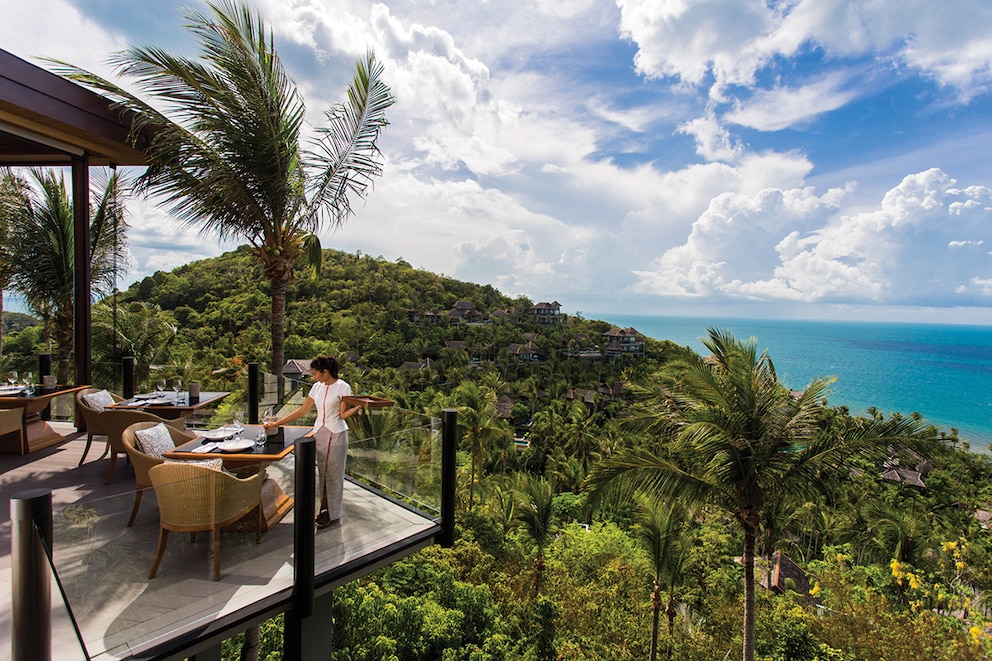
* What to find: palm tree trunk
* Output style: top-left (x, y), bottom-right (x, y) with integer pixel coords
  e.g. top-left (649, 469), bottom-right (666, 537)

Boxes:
top-left (55, 303), bottom-right (73, 384)
top-left (665, 592), bottom-right (676, 661)
top-left (468, 451), bottom-right (477, 511)
top-left (650, 578), bottom-right (661, 661)
top-left (742, 524), bottom-right (757, 661)
top-left (0, 293), bottom-right (4, 366)
top-left (270, 274), bottom-right (286, 394)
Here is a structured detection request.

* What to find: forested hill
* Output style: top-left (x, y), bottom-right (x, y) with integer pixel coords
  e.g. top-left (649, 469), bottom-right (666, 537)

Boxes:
top-left (113, 246), bottom-right (668, 374)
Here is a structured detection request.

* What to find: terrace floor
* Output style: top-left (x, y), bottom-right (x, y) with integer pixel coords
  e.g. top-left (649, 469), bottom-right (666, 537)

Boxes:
top-left (0, 423), bottom-right (440, 660)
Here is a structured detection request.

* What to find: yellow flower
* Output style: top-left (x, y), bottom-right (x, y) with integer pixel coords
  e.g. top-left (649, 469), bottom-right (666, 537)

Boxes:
top-left (907, 573), bottom-right (922, 590)
top-left (956, 561), bottom-right (967, 570)
top-left (969, 626), bottom-right (983, 643)
top-left (942, 540), bottom-right (958, 552)
top-left (809, 582), bottom-right (821, 597)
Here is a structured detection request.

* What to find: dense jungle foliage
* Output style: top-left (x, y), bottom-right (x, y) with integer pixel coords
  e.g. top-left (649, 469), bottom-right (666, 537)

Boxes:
top-left (5, 247), bottom-right (992, 661)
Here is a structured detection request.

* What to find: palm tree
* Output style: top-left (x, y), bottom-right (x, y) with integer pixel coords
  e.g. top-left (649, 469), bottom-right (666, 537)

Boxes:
top-left (54, 0), bottom-right (394, 385)
top-left (516, 474), bottom-right (555, 599)
top-left (588, 327), bottom-right (938, 661)
top-left (0, 169), bottom-right (29, 366)
top-left (634, 497), bottom-right (690, 661)
top-left (91, 300), bottom-right (177, 389)
top-left (452, 379), bottom-right (509, 510)
top-left (5, 168), bottom-right (127, 383)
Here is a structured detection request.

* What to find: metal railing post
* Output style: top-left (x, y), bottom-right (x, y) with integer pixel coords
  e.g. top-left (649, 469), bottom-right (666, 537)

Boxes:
top-left (122, 357), bottom-right (136, 399)
top-left (439, 409), bottom-right (457, 547)
top-left (38, 354), bottom-right (52, 420)
top-left (11, 488), bottom-right (52, 661)
top-left (247, 362), bottom-right (259, 424)
top-left (294, 437), bottom-right (315, 615)
top-left (285, 436), bottom-right (316, 659)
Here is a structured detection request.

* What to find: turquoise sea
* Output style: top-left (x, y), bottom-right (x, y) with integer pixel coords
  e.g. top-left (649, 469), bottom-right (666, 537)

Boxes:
top-left (592, 314), bottom-right (992, 453)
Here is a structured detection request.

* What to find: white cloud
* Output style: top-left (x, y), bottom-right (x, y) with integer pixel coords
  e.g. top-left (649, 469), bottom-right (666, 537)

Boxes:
top-left (616, 0), bottom-right (776, 87)
top-left (724, 73), bottom-right (858, 131)
top-left (633, 169), bottom-right (992, 305)
top-left (617, 0), bottom-right (992, 99)
top-left (0, 0), bottom-right (126, 77)
top-left (677, 114), bottom-right (744, 162)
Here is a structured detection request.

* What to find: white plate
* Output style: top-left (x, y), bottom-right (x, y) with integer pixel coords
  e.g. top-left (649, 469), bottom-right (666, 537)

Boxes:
top-left (217, 439), bottom-right (254, 453)
top-left (199, 428), bottom-right (234, 441)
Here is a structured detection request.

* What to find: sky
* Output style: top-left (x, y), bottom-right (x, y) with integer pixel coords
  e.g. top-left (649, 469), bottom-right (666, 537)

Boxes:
top-left (3, 0), bottom-right (992, 324)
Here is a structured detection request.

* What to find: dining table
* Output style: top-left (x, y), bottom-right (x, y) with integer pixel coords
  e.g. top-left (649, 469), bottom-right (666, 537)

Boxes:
top-left (106, 390), bottom-right (230, 420)
top-left (0, 384), bottom-right (89, 454)
top-left (163, 424), bottom-right (310, 531)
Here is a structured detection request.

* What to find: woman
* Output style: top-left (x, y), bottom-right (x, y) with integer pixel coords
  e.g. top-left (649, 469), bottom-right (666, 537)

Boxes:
top-left (264, 356), bottom-right (364, 528)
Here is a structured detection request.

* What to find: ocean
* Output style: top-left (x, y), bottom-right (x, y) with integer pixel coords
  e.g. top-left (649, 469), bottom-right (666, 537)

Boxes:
top-left (592, 314), bottom-right (992, 453)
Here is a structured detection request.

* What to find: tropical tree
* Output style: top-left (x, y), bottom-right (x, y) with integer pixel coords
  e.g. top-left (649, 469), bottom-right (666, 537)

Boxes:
top-left (54, 0), bottom-right (394, 384)
top-left (452, 379), bottom-right (509, 510)
top-left (516, 474), bottom-right (556, 599)
top-left (5, 168), bottom-right (127, 383)
top-left (91, 300), bottom-right (177, 389)
top-left (0, 169), bottom-right (29, 366)
top-left (588, 327), bottom-right (939, 661)
top-left (633, 497), bottom-right (690, 661)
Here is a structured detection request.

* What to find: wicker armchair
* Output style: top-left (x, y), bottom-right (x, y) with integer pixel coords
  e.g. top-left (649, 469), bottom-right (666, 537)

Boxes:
top-left (0, 408), bottom-right (24, 455)
top-left (98, 409), bottom-right (190, 485)
top-left (122, 421), bottom-right (196, 527)
top-left (75, 387), bottom-right (124, 466)
top-left (148, 462), bottom-right (264, 581)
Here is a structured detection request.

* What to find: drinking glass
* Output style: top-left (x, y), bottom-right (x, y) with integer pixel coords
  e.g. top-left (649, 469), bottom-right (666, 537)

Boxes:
top-left (255, 426), bottom-right (267, 447)
top-left (263, 408), bottom-right (279, 436)
top-left (232, 411), bottom-right (244, 436)
top-left (156, 379), bottom-right (166, 394)
top-left (22, 372), bottom-right (33, 395)
top-left (7, 371), bottom-right (17, 387)
top-left (173, 378), bottom-right (182, 403)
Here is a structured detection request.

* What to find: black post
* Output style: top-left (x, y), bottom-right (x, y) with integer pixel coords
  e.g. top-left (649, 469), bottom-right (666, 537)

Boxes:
top-left (11, 488), bottom-right (52, 661)
top-left (38, 354), bottom-right (51, 383)
top-left (284, 437), bottom-right (316, 658)
top-left (38, 354), bottom-right (52, 420)
top-left (71, 154), bottom-right (92, 389)
top-left (247, 362), bottom-right (259, 424)
top-left (439, 409), bottom-right (457, 547)
top-left (122, 357), bottom-right (136, 399)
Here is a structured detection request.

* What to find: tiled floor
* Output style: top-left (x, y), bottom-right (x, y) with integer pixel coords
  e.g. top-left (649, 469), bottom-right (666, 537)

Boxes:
top-left (0, 423), bottom-right (439, 660)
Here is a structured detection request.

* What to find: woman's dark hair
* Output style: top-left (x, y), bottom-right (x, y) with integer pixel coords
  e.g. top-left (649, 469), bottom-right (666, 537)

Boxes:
top-left (310, 356), bottom-right (339, 378)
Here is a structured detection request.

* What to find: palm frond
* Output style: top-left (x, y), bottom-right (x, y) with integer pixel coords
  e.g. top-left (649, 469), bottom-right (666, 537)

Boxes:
top-left (302, 51), bottom-right (395, 227)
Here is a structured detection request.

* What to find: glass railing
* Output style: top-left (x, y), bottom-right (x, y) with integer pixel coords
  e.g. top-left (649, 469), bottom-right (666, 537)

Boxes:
top-left (346, 407), bottom-right (442, 516)
top-left (8, 402), bottom-right (447, 658)
top-left (48, 470), bottom-right (296, 659)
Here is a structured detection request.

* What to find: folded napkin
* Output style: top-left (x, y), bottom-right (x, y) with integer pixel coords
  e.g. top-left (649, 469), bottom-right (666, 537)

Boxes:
top-left (190, 443), bottom-right (219, 453)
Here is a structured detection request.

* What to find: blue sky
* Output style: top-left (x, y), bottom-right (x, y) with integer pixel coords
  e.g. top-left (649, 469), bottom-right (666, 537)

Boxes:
top-left (4, 0), bottom-right (992, 324)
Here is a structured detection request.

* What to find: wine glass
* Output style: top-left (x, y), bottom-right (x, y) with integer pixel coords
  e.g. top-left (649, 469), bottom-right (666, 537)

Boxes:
top-left (156, 379), bottom-right (166, 395)
top-left (232, 411), bottom-right (244, 436)
top-left (22, 372), bottom-right (33, 395)
top-left (7, 371), bottom-right (17, 387)
top-left (173, 378), bottom-right (182, 403)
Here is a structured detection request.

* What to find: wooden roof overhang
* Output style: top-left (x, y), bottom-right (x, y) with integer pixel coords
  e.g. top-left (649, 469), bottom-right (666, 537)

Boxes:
top-left (0, 48), bottom-right (156, 385)
top-left (0, 48), bottom-right (152, 167)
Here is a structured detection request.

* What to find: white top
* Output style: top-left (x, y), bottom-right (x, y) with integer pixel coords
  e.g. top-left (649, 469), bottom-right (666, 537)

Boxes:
top-left (308, 379), bottom-right (352, 434)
